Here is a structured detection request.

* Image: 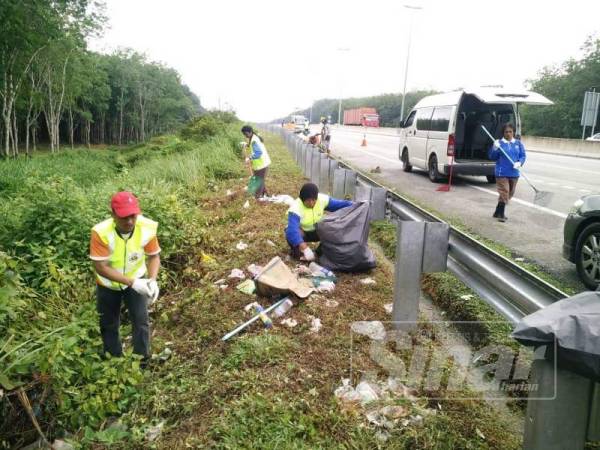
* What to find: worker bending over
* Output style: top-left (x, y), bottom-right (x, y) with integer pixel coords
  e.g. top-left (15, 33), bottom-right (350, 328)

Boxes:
top-left (285, 183), bottom-right (352, 261)
top-left (90, 191), bottom-right (161, 360)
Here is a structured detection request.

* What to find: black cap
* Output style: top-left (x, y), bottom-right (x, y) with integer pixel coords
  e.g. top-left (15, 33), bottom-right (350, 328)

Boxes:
top-left (241, 125), bottom-right (253, 134)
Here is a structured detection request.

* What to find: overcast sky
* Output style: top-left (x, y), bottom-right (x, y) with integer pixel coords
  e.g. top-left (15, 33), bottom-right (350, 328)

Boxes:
top-left (90, 0), bottom-right (600, 122)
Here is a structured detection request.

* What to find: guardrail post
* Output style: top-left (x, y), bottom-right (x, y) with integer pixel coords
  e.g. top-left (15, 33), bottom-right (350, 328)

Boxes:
top-left (355, 185), bottom-right (387, 221)
top-left (523, 350), bottom-right (594, 450)
top-left (332, 168), bottom-right (346, 198)
top-left (393, 221), bottom-right (449, 331)
top-left (344, 170), bottom-right (357, 200)
top-left (319, 158), bottom-right (331, 193)
top-left (305, 146), bottom-right (313, 178)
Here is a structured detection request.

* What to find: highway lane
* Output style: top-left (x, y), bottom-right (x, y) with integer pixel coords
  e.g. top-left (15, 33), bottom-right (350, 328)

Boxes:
top-left (310, 125), bottom-right (600, 290)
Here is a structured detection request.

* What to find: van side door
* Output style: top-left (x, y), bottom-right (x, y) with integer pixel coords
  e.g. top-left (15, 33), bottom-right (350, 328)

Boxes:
top-left (427, 106), bottom-right (454, 174)
top-left (411, 107), bottom-right (434, 168)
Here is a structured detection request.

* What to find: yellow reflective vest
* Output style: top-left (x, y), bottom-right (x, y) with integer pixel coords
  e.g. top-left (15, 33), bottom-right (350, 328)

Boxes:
top-left (92, 215), bottom-right (158, 290)
top-left (287, 193), bottom-right (329, 231)
top-left (248, 134), bottom-right (271, 171)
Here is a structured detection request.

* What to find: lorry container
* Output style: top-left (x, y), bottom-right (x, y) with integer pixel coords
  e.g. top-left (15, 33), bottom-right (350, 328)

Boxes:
top-left (343, 108), bottom-right (380, 127)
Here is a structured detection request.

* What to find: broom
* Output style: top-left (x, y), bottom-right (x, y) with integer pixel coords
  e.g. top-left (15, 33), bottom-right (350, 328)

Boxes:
top-left (480, 125), bottom-right (554, 207)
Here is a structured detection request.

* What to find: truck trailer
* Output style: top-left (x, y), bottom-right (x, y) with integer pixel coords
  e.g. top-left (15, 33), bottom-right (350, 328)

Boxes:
top-left (343, 108), bottom-right (380, 127)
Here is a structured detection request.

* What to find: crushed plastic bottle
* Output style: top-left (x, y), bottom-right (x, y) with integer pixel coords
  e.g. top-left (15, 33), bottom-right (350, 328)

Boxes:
top-left (309, 262), bottom-right (335, 279)
top-left (253, 303), bottom-right (273, 329)
top-left (272, 298), bottom-right (293, 318)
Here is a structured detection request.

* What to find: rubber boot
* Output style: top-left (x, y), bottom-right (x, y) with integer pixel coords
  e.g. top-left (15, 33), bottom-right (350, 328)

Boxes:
top-left (493, 202), bottom-right (502, 218)
top-left (497, 202), bottom-right (507, 222)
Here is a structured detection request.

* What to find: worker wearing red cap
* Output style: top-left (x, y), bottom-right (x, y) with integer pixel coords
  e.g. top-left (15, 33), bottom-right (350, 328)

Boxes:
top-left (89, 191), bottom-right (161, 359)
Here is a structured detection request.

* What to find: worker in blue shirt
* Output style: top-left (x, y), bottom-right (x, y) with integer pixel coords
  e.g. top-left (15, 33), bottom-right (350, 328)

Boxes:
top-left (242, 125), bottom-right (271, 198)
top-left (488, 123), bottom-right (526, 222)
top-left (285, 183), bottom-right (352, 260)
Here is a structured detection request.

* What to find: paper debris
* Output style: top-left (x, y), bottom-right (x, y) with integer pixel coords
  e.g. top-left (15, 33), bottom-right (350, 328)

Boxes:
top-left (384, 303), bottom-right (393, 314)
top-left (360, 277), bottom-right (377, 285)
top-left (226, 189), bottom-right (233, 196)
top-left (243, 200), bottom-right (250, 209)
top-left (236, 241), bottom-right (248, 251)
top-left (266, 239), bottom-right (276, 247)
top-left (281, 318), bottom-right (298, 328)
top-left (309, 317), bottom-right (322, 333)
top-left (145, 421), bottom-right (165, 442)
top-left (228, 268), bottom-right (246, 279)
top-left (247, 264), bottom-right (262, 278)
top-left (460, 294), bottom-right (474, 300)
top-left (236, 279), bottom-right (256, 295)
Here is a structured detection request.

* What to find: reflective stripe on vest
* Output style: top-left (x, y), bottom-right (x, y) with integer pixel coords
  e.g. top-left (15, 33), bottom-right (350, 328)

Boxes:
top-left (92, 215), bottom-right (158, 290)
top-left (249, 134), bottom-right (271, 171)
top-left (287, 193), bottom-right (329, 232)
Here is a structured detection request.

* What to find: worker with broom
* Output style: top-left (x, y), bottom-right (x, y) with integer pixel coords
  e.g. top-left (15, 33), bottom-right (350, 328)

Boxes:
top-left (241, 125), bottom-right (271, 198)
top-left (285, 183), bottom-right (352, 261)
top-left (488, 123), bottom-right (526, 222)
top-left (90, 191), bottom-right (161, 361)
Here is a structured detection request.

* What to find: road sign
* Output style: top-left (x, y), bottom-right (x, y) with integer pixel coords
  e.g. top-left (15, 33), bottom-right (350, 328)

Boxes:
top-left (581, 91), bottom-right (600, 127)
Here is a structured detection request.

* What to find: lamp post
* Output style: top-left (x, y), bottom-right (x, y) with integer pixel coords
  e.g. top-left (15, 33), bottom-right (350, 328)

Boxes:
top-left (400, 4), bottom-right (423, 124)
top-left (337, 47), bottom-right (351, 127)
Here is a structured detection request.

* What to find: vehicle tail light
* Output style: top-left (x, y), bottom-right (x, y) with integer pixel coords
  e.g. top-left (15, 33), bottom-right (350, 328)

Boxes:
top-left (447, 133), bottom-right (455, 157)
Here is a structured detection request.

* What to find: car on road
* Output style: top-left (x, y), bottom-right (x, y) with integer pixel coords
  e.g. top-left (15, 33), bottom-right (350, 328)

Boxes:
top-left (398, 87), bottom-right (553, 183)
top-left (563, 194), bottom-right (600, 290)
top-left (586, 133), bottom-right (600, 142)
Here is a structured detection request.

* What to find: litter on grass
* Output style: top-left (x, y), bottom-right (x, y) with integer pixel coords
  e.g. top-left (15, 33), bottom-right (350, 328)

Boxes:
top-left (214, 279), bottom-right (227, 285)
top-left (325, 299), bottom-right (339, 308)
top-left (145, 421), bottom-right (165, 442)
top-left (236, 279), bottom-right (256, 295)
top-left (294, 264), bottom-right (313, 277)
top-left (351, 321), bottom-right (386, 341)
top-left (281, 318), bottom-right (298, 328)
top-left (460, 294), bottom-right (474, 301)
top-left (226, 189), bottom-right (233, 196)
top-left (384, 303), bottom-right (393, 314)
top-left (257, 194), bottom-right (295, 206)
top-left (313, 279), bottom-right (335, 293)
top-left (266, 239), bottom-right (276, 247)
top-left (309, 316), bottom-right (322, 333)
top-left (247, 264), bottom-right (263, 278)
top-left (243, 200), bottom-right (250, 209)
top-left (360, 277), bottom-right (377, 285)
top-left (228, 268), bottom-right (246, 279)
top-left (236, 241), bottom-right (248, 251)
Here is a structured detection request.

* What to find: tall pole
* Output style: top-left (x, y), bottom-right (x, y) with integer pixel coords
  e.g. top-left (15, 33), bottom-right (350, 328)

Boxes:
top-left (337, 47), bottom-right (350, 127)
top-left (400, 5), bottom-right (423, 124)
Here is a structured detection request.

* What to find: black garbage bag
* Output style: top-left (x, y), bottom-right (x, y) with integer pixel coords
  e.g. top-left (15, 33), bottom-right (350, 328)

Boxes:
top-left (315, 201), bottom-right (376, 272)
top-left (511, 291), bottom-right (600, 381)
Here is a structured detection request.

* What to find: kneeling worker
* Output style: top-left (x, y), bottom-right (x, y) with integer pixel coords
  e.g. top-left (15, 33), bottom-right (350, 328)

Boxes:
top-left (89, 191), bottom-right (161, 359)
top-left (285, 183), bottom-right (352, 261)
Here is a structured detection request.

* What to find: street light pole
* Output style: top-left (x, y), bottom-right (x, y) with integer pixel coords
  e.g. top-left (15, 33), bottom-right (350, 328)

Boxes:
top-left (400, 4), bottom-right (423, 124)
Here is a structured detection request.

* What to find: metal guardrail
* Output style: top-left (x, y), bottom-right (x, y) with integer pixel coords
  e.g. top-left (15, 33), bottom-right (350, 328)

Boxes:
top-left (261, 125), bottom-right (568, 322)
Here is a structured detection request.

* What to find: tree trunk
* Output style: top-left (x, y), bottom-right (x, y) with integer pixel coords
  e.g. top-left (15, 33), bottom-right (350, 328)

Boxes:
top-left (68, 106), bottom-right (74, 149)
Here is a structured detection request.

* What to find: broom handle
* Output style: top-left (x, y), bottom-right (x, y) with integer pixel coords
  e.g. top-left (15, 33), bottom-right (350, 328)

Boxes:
top-left (480, 125), bottom-right (538, 193)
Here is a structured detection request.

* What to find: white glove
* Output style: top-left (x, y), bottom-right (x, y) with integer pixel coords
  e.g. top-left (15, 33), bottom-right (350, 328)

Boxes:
top-left (302, 247), bottom-right (315, 262)
top-left (245, 157), bottom-right (250, 163)
top-left (513, 161), bottom-right (522, 169)
top-left (131, 278), bottom-right (151, 297)
top-left (147, 279), bottom-right (159, 304)
top-left (493, 139), bottom-right (501, 149)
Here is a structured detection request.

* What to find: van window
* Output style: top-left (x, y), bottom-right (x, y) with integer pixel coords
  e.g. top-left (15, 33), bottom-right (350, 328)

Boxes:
top-left (430, 106), bottom-right (452, 132)
top-left (416, 107), bottom-right (434, 131)
top-left (403, 110), bottom-right (416, 128)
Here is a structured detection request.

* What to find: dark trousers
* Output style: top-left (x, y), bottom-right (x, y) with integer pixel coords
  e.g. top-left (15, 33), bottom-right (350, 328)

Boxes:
top-left (252, 167), bottom-right (268, 198)
top-left (96, 285), bottom-right (150, 358)
top-left (287, 230), bottom-right (320, 259)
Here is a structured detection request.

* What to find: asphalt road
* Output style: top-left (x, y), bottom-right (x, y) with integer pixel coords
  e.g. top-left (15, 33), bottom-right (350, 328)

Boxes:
top-left (313, 125), bottom-right (600, 291)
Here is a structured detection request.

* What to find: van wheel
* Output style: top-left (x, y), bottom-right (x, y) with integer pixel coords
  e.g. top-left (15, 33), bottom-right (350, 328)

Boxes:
top-left (401, 148), bottom-right (412, 172)
top-left (428, 155), bottom-right (442, 183)
top-left (575, 222), bottom-right (600, 290)
top-left (486, 175), bottom-right (496, 183)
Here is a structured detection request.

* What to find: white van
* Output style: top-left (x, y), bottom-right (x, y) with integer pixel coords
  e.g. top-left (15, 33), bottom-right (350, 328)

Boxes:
top-left (398, 88), bottom-right (552, 183)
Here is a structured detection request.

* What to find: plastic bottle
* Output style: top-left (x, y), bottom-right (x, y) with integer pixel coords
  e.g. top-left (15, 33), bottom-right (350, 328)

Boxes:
top-left (272, 298), bottom-right (294, 318)
top-left (309, 262), bottom-right (335, 279)
top-left (253, 303), bottom-right (273, 328)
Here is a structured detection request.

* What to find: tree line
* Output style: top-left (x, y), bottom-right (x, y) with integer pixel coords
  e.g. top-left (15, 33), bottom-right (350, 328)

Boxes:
top-left (0, 0), bottom-right (203, 158)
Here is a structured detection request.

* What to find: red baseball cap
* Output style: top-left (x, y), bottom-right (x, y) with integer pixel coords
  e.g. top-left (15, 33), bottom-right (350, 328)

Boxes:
top-left (111, 191), bottom-right (141, 218)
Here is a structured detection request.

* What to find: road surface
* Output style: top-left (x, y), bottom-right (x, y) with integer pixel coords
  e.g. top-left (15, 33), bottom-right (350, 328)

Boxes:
top-left (313, 125), bottom-right (600, 291)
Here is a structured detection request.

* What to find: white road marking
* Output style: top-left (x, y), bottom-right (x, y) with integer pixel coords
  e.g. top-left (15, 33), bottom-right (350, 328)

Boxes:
top-left (467, 185), bottom-right (568, 219)
top-left (532, 162), bottom-right (600, 176)
top-left (579, 189), bottom-right (592, 193)
top-left (332, 147), bottom-right (400, 166)
top-left (546, 182), bottom-right (558, 186)
top-left (562, 185), bottom-right (576, 190)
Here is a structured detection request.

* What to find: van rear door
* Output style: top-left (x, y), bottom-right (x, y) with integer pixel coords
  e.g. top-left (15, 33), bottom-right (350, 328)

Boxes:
top-left (466, 89), bottom-right (553, 106)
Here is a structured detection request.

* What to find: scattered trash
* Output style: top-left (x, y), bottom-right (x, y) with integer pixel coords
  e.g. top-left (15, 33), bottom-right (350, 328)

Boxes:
top-left (244, 302), bottom-right (256, 313)
top-left (294, 264), bottom-right (313, 277)
top-left (281, 318), bottom-right (298, 328)
top-left (145, 421), bottom-right (165, 442)
top-left (334, 379), bottom-right (362, 404)
top-left (236, 241), bottom-right (248, 251)
top-left (365, 410), bottom-right (395, 429)
top-left (247, 264), bottom-right (263, 278)
top-left (272, 298), bottom-right (294, 318)
top-left (309, 262), bottom-right (335, 279)
top-left (257, 194), bottom-right (295, 206)
top-left (384, 303), bottom-right (393, 314)
top-left (228, 268), bottom-right (246, 279)
top-left (325, 299), bottom-right (339, 308)
top-left (255, 256), bottom-right (315, 299)
top-left (253, 303), bottom-right (273, 328)
top-left (380, 405), bottom-right (410, 419)
top-left (476, 427), bottom-right (486, 440)
top-left (375, 430), bottom-right (390, 442)
top-left (152, 347), bottom-right (172, 362)
top-left (214, 278), bottom-right (227, 285)
top-left (351, 321), bottom-right (386, 341)
top-left (359, 277), bottom-right (377, 285)
top-left (243, 200), bottom-right (250, 209)
top-left (266, 239), bottom-right (276, 247)
top-left (355, 380), bottom-right (381, 404)
top-left (313, 279), bottom-right (335, 293)
top-left (236, 279), bottom-right (256, 295)
top-left (219, 284), bottom-right (228, 290)
top-left (515, 257), bottom-right (525, 262)
top-left (460, 294), bottom-right (474, 300)
top-left (309, 316), bottom-right (322, 333)
top-left (226, 189), bottom-right (233, 196)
